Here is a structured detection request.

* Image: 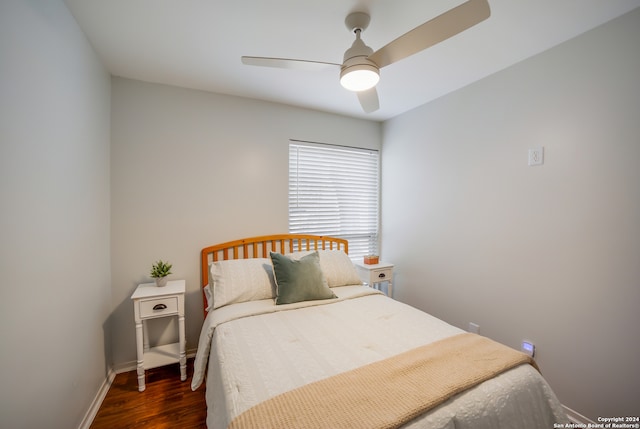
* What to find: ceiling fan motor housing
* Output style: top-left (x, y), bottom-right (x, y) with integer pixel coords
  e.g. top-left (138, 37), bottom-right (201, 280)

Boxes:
top-left (340, 56), bottom-right (379, 90)
top-left (340, 31), bottom-right (380, 91)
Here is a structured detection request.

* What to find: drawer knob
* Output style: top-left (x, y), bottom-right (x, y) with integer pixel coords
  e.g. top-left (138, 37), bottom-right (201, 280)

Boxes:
top-left (378, 273), bottom-right (386, 279)
top-left (153, 303), bottom-right (167, 310)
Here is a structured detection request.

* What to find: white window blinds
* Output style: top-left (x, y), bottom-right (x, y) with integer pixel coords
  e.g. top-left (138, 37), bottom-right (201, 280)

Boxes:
top-left (289, 140), bottom-right (379, 259)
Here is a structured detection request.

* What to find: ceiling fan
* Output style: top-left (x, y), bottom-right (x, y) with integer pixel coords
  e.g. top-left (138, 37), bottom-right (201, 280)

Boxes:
top-left (241, 0), bottom-right (490, 113)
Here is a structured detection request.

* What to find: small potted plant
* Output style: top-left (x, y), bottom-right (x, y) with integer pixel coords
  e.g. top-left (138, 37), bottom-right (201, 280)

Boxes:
top-left (150, 260), bottom-right (172, 287)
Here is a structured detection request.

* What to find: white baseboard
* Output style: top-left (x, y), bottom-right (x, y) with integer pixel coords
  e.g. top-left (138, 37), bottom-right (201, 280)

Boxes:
top-left (563, 405), bottom-right (595, 425)
top-left (77, 368), bottom-right (116, 429)
top-left (113, 359), bottom-right (137, 374)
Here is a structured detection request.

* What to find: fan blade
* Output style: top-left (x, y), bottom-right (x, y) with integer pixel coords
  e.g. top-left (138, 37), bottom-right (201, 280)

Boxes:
top-left (241, 56), bottom-right (339, 71)
top-left (357, 87), bottom-right (379, 113)
top-left (368, 0), bottom-right (490, 69)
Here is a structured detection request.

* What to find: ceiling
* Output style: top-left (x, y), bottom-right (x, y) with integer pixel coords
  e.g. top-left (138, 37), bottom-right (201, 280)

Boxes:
top-left (64, 0), bottom-right (640, 121)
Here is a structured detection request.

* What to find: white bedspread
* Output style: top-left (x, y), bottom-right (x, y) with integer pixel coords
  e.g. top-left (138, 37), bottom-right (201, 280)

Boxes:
top-left (192, 285), bottom-right (568, 429)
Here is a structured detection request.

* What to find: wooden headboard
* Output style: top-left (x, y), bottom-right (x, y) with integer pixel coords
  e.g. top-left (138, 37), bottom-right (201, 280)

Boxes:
top-left (201, 234), bottom-right (348, 315)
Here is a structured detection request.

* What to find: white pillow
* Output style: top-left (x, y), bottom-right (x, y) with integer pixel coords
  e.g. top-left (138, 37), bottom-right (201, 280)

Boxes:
top-left (289, 249), bottom-right (362, 287)
top-left (209, 258), bottom-right (276, 310)
top-left (204, 284), bottom-right (214, 312)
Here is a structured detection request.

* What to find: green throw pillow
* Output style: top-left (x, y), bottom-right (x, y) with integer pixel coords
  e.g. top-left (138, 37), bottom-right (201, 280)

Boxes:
top-left (270, 251), bottom-right (336, 305)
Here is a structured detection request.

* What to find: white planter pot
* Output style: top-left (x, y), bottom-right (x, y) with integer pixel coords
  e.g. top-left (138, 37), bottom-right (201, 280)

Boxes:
top-left (155, 276), bottom-right (168, 287)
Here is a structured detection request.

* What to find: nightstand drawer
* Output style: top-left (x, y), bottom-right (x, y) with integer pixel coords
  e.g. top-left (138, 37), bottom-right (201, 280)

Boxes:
top-left (371, 268), bottom-right (392, 281)
top-left (139, 296), bottom-right (178, 318)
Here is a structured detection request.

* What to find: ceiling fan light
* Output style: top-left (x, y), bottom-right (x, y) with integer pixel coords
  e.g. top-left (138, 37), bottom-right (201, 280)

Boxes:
top-left (340, 63), bottom-right (380, 92)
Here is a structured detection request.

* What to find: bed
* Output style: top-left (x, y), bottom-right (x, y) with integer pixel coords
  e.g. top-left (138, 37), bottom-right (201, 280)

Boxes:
top-left (192, 234), bottom-right (568, 429)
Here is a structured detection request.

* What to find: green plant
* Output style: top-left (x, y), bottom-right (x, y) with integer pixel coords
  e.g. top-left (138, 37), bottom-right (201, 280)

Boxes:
top-left (150, 260), bottom-right (172, 278)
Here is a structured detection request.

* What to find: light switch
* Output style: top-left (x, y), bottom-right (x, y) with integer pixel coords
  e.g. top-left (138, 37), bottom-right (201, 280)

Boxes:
top-left (528, 147), bottom-right (544, 166)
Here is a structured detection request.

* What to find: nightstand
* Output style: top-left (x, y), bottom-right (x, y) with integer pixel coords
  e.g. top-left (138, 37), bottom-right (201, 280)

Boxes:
top-left (131, 280), bottom-right (186, 392)
top-left (354, 261), bottom-right (394, 298)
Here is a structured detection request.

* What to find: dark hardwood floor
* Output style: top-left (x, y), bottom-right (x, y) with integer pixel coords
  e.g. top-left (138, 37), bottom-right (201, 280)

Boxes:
top-left (90, 358), bottom-right (206, 429)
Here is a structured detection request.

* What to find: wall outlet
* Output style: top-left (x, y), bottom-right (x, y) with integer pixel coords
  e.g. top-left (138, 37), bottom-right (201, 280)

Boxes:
top-left (521, 340), bottom-right (535, 357)
top-left (468, 322), bottom-right (480, 334)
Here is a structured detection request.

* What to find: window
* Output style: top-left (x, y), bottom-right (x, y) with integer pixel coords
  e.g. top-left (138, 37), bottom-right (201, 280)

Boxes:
top-left (288, 140), bottom-right (379, 259)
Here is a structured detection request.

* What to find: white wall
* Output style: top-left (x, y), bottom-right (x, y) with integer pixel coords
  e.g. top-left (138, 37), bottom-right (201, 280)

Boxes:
top-left (0, 1), bottom-right (111, 428)
top-left (110, 78), bottom-right (381, 367)
top-left (381, 8), bottom-right (640, 420)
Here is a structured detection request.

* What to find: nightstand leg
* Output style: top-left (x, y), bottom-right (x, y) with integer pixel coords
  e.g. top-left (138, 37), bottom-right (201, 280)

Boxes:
top-left (178, 314), bottom-right (187, 381)
top-left (388, 280), bottom-right (393, 298)
top-left (142, 320), bottom-right (149, 352)
top-left (135, 321), bottom-right (145, 391)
